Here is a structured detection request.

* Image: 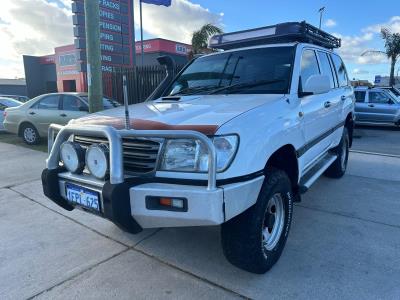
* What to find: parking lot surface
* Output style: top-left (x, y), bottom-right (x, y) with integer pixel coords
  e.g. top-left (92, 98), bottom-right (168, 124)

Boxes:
top-left (0, 126), bottom-right (399, 299)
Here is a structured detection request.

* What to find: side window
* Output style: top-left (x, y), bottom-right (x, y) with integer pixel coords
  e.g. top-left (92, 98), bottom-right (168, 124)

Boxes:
top-left (62, 95), bottom-right (87, 111)
top-left (317, 51), bottom-right (335, 89)
top-left (354, 91), bottom-right (366, 103)
top-left (331, 54), bottom-right (349, 87)
top-left (300, 50), bottom-right (320, 89)
top-left (369, 91), bottom-right (391, 104)
top-left (35, 95), bottom-right (60, 110)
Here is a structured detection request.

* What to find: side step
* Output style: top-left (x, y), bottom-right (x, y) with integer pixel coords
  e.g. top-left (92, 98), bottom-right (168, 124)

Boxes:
top-left (299, 153), bottom-right (337, 194)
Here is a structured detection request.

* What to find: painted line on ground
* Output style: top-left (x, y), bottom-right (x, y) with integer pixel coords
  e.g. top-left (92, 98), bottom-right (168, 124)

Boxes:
top-left (350, 149), bottom-right (400, 159)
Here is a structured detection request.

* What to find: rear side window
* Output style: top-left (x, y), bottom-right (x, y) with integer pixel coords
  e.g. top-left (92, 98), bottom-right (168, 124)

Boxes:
top-left (354, 91), bottom-right (366, 103)
top-left (62, 95), bottom-right (87, 111)
top-left (331, 54), bottom-right (349, 87)
top-left (300, 50), bottom-right (320, 89)
top-left (317, 51), bottom-right (335, 89)
top-left (33, 95), bottom-right (60, 110)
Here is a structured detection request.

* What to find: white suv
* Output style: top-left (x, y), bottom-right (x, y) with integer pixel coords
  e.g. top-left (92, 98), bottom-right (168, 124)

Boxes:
top-left (42, 22), bottom-right (354, 274)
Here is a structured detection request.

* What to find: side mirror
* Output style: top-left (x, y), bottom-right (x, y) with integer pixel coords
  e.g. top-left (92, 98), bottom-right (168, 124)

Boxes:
top-left (302, 74), bottom-right (331, 96)
top-left (79, 106), bottom-right (89, 112)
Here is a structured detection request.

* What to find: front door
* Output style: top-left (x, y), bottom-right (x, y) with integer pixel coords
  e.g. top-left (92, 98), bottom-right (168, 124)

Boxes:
top-left (299, 49), bottom-right (337, 168)
top-left (26, 94), bottom-right (62, 136)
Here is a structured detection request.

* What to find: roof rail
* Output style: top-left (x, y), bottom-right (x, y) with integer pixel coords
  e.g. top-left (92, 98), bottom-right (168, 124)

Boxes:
top-left (209, 21), bottom-right (341, 50)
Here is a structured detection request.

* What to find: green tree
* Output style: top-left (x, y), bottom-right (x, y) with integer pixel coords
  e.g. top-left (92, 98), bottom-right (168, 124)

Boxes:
top-left (362, 28), bottom-right (400, 86)
top-left (190, 24), bottom-right (223, 57)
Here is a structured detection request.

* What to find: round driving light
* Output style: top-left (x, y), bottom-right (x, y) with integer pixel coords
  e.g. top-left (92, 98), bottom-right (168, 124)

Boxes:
top-left (60, 141), bottom-right (85, 174)
top-left (86, 143), bottom-right (109, 179)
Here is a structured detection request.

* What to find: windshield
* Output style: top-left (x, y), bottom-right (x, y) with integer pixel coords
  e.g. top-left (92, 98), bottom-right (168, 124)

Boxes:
top-left (166, 46), bottom-right (295, 96)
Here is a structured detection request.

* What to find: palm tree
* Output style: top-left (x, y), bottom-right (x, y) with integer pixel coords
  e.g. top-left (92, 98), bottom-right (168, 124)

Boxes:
top-left (190, 24), bottom-right (223, 57)
top-left (362, 28), bottom-right (400, 86)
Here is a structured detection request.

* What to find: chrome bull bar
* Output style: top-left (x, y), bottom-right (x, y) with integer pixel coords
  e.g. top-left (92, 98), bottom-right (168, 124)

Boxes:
top-left (46, 124), bottom-right (217, 190)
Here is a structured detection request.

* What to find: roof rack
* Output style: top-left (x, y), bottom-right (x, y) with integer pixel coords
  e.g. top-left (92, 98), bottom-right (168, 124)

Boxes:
top-left (209, 21), bottom-right (341, 50)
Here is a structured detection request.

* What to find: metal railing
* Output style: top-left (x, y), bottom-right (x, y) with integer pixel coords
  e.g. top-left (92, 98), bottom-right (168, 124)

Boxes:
top-left (47, 124), bottom-right (217, 190)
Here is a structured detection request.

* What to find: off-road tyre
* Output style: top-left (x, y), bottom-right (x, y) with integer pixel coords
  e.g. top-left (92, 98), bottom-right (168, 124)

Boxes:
top-left (221, 168), bottom-right (293, 274)
top-left (325, 127), bottom-right (349, 178)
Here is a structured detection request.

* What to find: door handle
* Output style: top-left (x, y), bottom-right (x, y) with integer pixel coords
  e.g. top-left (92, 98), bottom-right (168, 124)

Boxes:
top-left (324, 101), bottom-right (331, 108)
top-left (368, 104), bottom-right (374, 108)
top-left (341, 95), bottom-right (347, 101)
top-left (29, 111), bottom-right (35, 115)
top-left (60, 113), bottom-right (67, 117)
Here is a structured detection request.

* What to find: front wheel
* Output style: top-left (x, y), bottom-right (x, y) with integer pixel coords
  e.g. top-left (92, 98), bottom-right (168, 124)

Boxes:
top-left (221, 168), bottom-right (293, 274)
top-left (325, 127), bottom-right (349, 178)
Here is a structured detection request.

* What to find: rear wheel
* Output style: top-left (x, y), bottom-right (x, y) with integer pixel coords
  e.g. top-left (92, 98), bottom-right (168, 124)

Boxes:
top-left (21, 123), bottom-right (40, 145)
top-left (221, 168), bottom-right (293, 274)
top-left (325, 127), bottom-right (349, 178)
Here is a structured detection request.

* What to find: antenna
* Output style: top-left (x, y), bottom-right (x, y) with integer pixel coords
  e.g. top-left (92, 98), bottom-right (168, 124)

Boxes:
top-left (122, 75), bottom-right (131, 130)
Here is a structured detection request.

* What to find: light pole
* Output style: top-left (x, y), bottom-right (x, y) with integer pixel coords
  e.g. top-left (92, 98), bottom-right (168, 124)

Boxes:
top-left (318, 7), bottom-right (325, 30)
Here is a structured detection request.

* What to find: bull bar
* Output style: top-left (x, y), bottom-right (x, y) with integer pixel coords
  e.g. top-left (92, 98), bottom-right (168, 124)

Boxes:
top-left (46, 123), bottom-right (218, 190)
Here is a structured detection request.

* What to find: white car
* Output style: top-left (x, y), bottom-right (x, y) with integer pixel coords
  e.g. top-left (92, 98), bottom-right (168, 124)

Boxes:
top-left (42, 22), bottom-right (354, 274)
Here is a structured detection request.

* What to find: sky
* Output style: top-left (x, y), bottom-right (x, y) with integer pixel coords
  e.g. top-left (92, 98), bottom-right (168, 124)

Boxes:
top-left (0, 0), bottom-right (400, 82)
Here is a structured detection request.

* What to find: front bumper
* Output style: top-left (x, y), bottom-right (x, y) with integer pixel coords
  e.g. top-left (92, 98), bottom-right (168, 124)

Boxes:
top-left (42, 168), bottom-right (264, 233)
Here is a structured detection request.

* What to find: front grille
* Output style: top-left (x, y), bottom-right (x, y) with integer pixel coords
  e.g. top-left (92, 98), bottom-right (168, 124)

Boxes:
top-left (74, 135), bottom-right (161, 175)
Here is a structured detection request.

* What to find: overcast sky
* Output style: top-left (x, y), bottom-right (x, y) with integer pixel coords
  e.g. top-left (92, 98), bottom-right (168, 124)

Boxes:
top-left (0, 0), bottom-right (399, 82)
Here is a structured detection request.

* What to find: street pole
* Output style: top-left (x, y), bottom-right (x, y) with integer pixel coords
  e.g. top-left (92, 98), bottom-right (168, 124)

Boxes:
top-left (131, 0), bottom-right (137, 67)
top-left (84, 0), bottom-right (103, 113)
top-left (140, 0), bottom-right (144, 66)
top-left (318, 6), bottom-right (325, 30)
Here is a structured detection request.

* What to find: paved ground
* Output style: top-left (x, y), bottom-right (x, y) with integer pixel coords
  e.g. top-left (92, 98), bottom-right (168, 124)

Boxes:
top-left (0, 126), bottom-right (399, 299)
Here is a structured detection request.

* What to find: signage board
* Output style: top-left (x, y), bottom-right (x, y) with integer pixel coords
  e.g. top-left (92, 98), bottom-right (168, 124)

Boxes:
top-left (72, 0), bottom-right (133, 71)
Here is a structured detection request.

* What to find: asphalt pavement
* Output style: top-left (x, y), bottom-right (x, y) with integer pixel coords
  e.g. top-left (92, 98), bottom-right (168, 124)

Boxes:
top-left (0, 126), bottom-right (399, 299)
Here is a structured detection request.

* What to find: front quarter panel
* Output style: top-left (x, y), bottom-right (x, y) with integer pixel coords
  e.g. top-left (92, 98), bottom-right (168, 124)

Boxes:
top-left (216, 95), bottom-right (304, 179)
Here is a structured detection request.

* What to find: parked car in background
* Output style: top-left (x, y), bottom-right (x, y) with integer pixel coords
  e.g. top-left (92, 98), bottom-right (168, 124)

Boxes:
top-left (0, 97), bottom-right (22, 130)
top-left (0, 94), bottom-right (29, 102)
top-left (3, 92), bottom-right (120, 144)
top-left (354, 87), bottom-right (400, 126)
top-left (378, 86), bottom-right (400, 98)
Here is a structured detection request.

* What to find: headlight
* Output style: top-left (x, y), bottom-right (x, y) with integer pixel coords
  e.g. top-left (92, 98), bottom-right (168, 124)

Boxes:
top-left (86, 143), bottom-right (109, 179)
top-left (60, 141), bottom-right (85, 174)
top-left (159, 135), bottom-right (238, 173)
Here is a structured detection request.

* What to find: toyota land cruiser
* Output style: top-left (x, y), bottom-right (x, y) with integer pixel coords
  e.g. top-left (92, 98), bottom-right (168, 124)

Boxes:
top-left (42, 22), bottom-right (355, 274)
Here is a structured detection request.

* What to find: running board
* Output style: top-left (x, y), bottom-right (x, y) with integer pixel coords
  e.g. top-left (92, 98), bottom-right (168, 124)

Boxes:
top-left (299, 153), bottom-right (337, 194)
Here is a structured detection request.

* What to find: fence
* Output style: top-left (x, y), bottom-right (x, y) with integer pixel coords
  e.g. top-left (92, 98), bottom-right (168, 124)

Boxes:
top-left (103, 65), bottom-right (184, 104)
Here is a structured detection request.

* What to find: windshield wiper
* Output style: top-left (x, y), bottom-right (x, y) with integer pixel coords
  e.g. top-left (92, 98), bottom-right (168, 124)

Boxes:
top-left (207, 79), bottom-right (285, 95)
top-left (169, 85), bottom-right (219, 97)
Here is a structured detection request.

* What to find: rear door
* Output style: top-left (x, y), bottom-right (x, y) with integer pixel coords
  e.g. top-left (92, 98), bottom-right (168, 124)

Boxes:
top-left (27, 94), bottom-right (62, 135)
top-left (354, 90), bottom-right (368, 122)
top-left (366, 90), bottom-right (399, 123)
top-left (59, 95), bottom-right (88, 124)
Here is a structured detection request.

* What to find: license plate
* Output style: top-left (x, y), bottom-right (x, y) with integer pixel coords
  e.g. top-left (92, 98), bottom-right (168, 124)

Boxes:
top-left (65, 183), bottom-right (100, 212)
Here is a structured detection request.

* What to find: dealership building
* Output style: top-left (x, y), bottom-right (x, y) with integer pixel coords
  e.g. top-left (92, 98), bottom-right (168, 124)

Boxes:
top-left (23, 39), bottom-right (191, 98)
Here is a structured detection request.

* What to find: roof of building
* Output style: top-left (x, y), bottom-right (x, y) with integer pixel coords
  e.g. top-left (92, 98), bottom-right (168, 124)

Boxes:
top-left (0, 78), bottom-right (26, 86)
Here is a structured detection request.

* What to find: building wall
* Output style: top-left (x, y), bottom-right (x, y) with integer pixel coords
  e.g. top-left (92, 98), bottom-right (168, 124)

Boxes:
top-left (55, 44), bottom-right (86, 93)
top-left (0, 84), bottom-right (27, 96)
top-left (23, 55), bottom-right (57, 98)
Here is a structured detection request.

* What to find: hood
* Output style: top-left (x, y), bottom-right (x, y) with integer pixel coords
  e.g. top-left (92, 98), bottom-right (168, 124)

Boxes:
top-left (71, 94), bottom-right (284, 135)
